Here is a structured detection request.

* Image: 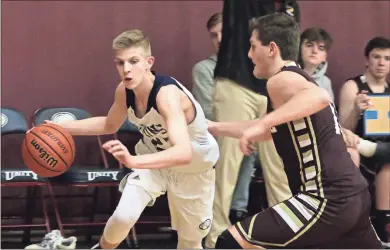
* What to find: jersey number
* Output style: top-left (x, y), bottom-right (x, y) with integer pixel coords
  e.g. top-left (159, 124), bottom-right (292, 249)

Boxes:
top-left (151, 137), bottom-right (167, 152)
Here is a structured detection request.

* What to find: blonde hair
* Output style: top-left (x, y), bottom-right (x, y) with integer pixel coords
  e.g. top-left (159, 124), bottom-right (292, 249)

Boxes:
top-left (112, 29), bottom-right (151, 56)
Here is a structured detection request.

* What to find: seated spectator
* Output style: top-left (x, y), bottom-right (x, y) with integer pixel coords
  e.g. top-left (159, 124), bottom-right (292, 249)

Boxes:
top-left (339, 36), bottom-right (390, 247)
top-left (298, 27), bottom-right (335, 101)
top-left (298, 27), bottom-right (364, 165)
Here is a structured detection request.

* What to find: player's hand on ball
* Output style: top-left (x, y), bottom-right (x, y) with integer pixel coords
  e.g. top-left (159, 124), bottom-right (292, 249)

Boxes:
top-left (26, 120), bottom-right (56, 134)
top-left (103, 140), bottom-right (134, 167)
top-left (44, 120), bottom-right (56, 125)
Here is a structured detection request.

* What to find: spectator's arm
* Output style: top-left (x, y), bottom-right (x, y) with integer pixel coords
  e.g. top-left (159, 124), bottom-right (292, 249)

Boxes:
top-left (338, 80), bottom-right (360, 131)
top-left (192, 63), bottom-right (214, 120)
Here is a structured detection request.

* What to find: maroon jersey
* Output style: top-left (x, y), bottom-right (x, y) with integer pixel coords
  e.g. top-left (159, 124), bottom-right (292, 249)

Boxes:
top-left (267, 65), bottom-right (368, 200)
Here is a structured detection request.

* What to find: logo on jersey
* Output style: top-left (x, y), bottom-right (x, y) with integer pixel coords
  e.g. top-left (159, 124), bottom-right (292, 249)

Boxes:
top-left (139, 124), bottom-right (169, 152)
top-left (199, 219), bottom-right (211, 230)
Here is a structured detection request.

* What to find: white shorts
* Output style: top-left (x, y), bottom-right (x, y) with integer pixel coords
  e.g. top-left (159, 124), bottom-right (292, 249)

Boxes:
top-left (119, 167), bottom-right (215, 241)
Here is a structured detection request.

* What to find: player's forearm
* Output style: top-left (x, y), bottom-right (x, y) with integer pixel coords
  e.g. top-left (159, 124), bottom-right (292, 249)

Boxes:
top-left (58, 117), bottom-right (115, 136)
top-left (130, 146), bottom-right (192, 169)
top-left (261, 88), bottom-right (330, 129)
top-left (209, 119), bottom-right (260, 139)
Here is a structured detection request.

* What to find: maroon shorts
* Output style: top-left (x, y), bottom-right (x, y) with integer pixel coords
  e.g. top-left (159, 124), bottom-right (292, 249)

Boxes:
top-left (235, 189), bottom-right (381, 249)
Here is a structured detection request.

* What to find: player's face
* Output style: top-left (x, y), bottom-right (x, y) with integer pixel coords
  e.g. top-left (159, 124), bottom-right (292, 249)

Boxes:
top-left (366, 48), bottom-right (390, 80)
top-left (248, 31), bottom-right (270, 79)
top-left (114, 47), bottom-right (154, 89)
top-left (209, 22), bottom-right (222, 53)
top-left (301, 39), bottom-right (327, 68)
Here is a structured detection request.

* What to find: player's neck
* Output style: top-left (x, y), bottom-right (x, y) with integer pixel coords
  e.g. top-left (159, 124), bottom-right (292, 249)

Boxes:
top-left (132, 71), bottom-right (155, 104)
top-left (269, 59), bottom-right (294, 78)
top-left (364, 70), bottom-right (387, 86)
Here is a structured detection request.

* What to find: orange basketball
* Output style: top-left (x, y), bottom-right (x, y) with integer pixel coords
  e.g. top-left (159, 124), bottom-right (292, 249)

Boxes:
top-left (22, 123), bottom-right (75, 177)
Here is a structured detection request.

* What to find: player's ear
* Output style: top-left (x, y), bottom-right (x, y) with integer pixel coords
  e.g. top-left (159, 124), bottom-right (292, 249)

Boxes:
top-left (269, 42), bottom-right (278, 58)
top-left (146, 56), bottom-right (155, 71)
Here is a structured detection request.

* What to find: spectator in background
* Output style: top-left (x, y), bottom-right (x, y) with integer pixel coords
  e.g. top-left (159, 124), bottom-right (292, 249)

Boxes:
top-left (298, 27), bottom-right (364, 166)
top-left (192, 13), bottom-right (221, 121)
top-left (338, 36), bottom-right (390, 247)
top-left (192, 12), bottom-right (257, 228)
top-left (298, 27), bottom-right (335, 101)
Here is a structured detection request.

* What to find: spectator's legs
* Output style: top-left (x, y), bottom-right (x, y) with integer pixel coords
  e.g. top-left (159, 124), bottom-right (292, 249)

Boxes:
top-left (230, 153), bottom-right (256, 223)
top-left (205, 79), bottom-right (261, 248)
top-left (375, 164), bottom-right (390, 244)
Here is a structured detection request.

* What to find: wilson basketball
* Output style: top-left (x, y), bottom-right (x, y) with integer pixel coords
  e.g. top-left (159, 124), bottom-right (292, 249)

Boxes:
top-left (22, 123), bottom-right (75, 177)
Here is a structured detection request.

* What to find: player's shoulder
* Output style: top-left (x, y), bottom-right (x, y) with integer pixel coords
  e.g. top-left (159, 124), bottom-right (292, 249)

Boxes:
top-left (116, 81), bottom-right (126, 92)
top-left (268, 70), bottom-right (308, 87)
top-left (153, 73), bottom-right (180, 88)
top-left (153, 74), bottom-right (185, 110)
top-left (114, 81), bottom-right (127, 101)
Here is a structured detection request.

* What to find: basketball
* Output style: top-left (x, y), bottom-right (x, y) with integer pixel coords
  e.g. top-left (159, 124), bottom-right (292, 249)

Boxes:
top-left (22, 123), bottom-right (75, 177)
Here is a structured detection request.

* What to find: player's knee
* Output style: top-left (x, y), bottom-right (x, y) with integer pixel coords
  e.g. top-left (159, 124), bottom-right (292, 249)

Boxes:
top-left (111, 208), bottom-right (140, 226)
top-left (215, 229), bottom-right (242, 249)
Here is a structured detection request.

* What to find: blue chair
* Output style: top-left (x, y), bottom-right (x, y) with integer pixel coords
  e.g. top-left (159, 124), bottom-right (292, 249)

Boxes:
top-left (1, 107), bottom-right (51, 244)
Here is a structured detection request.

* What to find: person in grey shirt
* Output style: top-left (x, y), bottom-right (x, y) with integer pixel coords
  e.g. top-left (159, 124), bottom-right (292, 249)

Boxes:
top-left (192, 13), bottom-right (220, 121)
top-left (298, 27), bottom-right (335, 102)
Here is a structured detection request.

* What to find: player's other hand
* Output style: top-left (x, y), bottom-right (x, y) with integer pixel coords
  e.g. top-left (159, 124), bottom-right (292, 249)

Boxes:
top-left (207, 120), bottom-right (217, 136)
top-left (103, 140), bottom-right (135, 168)
top-left (239, 135), bottom-right (256, 156)
top-left (342, 128), bottom-right (360, 149)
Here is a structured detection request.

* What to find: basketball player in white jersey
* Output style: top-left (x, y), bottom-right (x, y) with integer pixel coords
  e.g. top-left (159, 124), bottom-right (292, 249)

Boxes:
top-left (49, 29), bottom-right (219, 249)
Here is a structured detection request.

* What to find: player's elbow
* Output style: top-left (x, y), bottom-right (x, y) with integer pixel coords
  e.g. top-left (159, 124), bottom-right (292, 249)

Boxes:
top-left (104, 118), bottom-right (121, 135)
top-left (177, 146), bottom-right (193, 165)
top-left (104, 124), bottom-right (119, 135)
top-left (318, 88), bottom-right (331, 106)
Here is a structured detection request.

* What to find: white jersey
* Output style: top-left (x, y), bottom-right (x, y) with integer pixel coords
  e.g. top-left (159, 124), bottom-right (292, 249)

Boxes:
top-left (125, 73), bottom-right (219, 173)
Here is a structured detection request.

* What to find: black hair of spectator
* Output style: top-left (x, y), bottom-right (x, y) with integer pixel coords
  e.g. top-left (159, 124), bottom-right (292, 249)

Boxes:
top-left (364, 36), bottom-right (390, 57)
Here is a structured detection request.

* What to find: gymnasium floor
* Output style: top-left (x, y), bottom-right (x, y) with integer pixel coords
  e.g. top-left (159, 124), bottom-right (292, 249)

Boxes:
top-left (1, 229), bottom-right (178, 249)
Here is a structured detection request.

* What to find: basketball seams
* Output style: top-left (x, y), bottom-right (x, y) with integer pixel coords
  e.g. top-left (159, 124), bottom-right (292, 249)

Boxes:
top-left (39, 124), bottom-right (75, 158)
top-left (23, 138), bottom-right (62, 173)
top-left (29, 131), bottom-right (70, 169)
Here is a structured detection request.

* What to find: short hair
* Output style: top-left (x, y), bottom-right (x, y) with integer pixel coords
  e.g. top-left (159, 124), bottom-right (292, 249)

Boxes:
top-left (206, 13), bottom-right (222, 30)
top-left (249, 13), bottom-right (300, 61)
top-left (364, 36), bottom-right (390, 57)
top-left (298, 27), bottom-right (333, 67)
top-left (112, 29), bottom-right (151, 56)
top-left (300, 27), bottom-right (333, 51)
